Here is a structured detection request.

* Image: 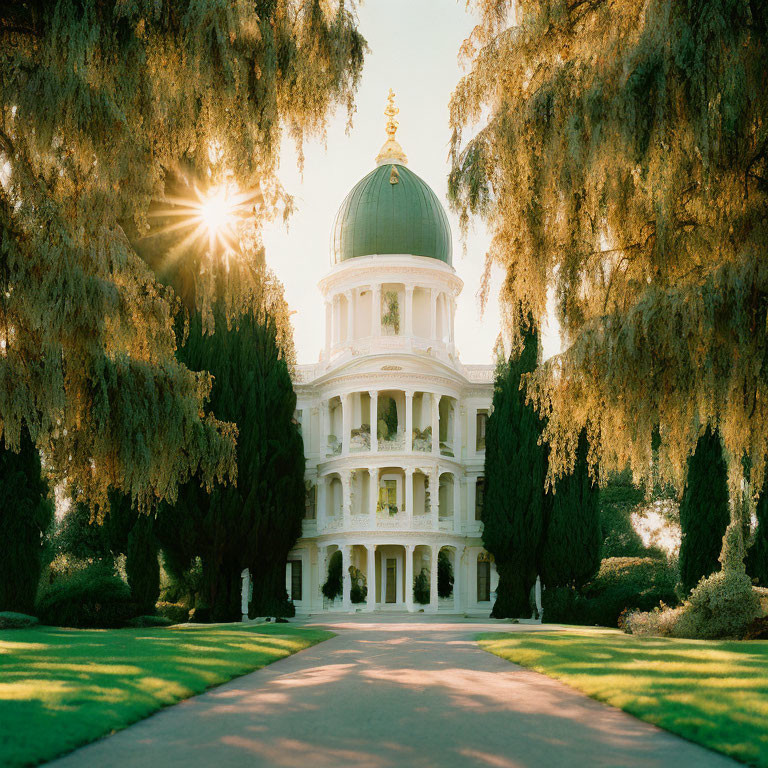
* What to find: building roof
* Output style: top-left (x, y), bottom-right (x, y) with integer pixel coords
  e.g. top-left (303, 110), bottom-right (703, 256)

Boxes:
top-left (331, 162), bottom-right (453, 266)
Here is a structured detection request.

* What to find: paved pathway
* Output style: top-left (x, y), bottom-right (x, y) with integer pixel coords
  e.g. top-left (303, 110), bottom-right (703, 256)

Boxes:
top-left (49, 615), bottom-right (736, 768)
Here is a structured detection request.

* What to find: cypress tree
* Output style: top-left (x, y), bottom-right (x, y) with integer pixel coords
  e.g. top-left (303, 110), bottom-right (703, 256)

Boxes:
top-left (0, 428), bottom-right (54, 613)
top-left (748, 470), bottom-right (768, 587)
top-left (679, 427), bottom-right (730, 593)
top-left (157, 298), bottom-right (305, 621)
top-left (541, 429), bottom-right (601, 590)
top-left (125, 515), bottom-right (160, 615)
top-left (483, 325), bottom-right (548, 618)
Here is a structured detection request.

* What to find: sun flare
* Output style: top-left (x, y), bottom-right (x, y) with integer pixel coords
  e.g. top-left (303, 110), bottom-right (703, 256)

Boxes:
top-left (199, 189), bottom-right (235, 237)
top-left (145, 179), bottom-right (262, 264)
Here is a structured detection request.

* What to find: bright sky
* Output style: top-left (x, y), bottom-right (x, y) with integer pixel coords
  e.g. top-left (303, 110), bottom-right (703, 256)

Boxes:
top-left (262, 0), bottom-right (504, 366)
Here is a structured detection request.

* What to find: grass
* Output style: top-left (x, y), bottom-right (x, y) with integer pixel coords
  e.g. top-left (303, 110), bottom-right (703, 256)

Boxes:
top-left (0, 622), bottom-right (331, 767)
top-left (479, 629), bottom-right (768, 766)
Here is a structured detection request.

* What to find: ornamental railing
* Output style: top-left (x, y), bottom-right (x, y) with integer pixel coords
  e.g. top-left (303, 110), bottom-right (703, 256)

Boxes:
top-left (378, 433), bottom-right (405, 451)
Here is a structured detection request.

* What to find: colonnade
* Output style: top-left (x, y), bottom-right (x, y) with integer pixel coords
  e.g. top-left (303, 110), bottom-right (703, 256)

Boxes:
top-left (320, 389), bottom-right (462, 457)
top-left (320, 541), bottom-right (466, 613)
top-left (324, 281), bottom-right (456, 353)
top-left (315, 466), bottom-right (472, 532)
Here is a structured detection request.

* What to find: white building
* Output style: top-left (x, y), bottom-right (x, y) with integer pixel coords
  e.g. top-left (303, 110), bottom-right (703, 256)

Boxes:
top-left (286, 94), bottom-right (498, 614)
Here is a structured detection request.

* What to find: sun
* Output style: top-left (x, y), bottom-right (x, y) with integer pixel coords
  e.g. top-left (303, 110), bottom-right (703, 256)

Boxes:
top-left (145, 178), bottom-right (261, 263)
top-left (199, 189), bottom-right (235, 236)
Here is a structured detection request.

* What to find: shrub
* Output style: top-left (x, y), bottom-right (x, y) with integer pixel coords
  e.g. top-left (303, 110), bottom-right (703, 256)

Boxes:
top-left (156, 600), bottom-right (189, 624)
top-left (322, 551), bottom-right (342, 600)
top-left (543, 557), bottom-right (678, 627)
top-left (437, 550), bottom-right (454, 598)
top-left (350, 582), bottom-right (367, 604)
top-left (0, 611), bottom-right (39, 629)
top-left (623, 604), bottom-right (684, 636)
top-left (673, 569), bottom-right (760, 639)
top-left (36, 566), bottom-right (136, 628)
top-left (414, 568), bottom-right (430, 604)
top-left (627, 571), bottom-right (761, 639)
top-left (126, 615), bottom-right (173, 628)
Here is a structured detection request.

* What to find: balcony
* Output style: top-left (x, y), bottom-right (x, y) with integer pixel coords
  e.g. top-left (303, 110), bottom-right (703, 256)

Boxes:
top-left (378, 433), bottom-right (405, 452)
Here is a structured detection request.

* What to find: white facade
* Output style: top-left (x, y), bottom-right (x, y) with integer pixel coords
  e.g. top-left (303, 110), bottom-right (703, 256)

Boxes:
top-left (286, 248), bottom-right (498, 614)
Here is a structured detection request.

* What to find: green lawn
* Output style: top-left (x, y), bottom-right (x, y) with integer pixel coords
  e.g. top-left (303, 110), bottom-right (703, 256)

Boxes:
top-left (0, 622), bottom-right (331, 767)
top-left (480, 629), bottom-right (768, 766)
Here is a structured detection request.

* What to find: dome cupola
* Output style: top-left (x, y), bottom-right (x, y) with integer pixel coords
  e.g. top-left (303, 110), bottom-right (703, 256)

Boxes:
top-left (331, 91), bottom-right (452, 266)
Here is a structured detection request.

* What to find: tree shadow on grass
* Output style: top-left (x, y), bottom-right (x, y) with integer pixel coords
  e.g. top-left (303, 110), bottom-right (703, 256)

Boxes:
top-left (0, 624), bottom-right (329, 767)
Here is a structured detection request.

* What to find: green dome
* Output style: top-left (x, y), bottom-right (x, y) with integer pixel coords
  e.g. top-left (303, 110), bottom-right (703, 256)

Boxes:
top-left (331, 163), bottom-right (452, 265)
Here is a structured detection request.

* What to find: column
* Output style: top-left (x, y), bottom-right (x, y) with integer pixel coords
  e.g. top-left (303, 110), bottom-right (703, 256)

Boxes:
top-left (317, 475), bottom-right (327, 531)
top-left (468, 477), bottom-right (478, 524)
top-left (453, 399), bottom-right (461, 459)
top-left (428, 545), bottom-right (439, 613)
top-left (405, 468), bottom-right (414, 528)
top-left (341, 544), bottom-right (352, 611)
top-left (369, 467), bottom-right (379, 527)
top-left (405, 544), bottom-right (415, 612)
top-left (454, 546), bottom-right (465, 613)
top-left (341, 469), bottom-right (352, 527)
top-left (431, 393), bottom-right (440, 456)
top-left (333, 295), bottom-right (340, 345)
top-left (341, 393), bottom-right (351, 454)
top-left (319, 544), bottom-right (329, 604)
top-left (322, 400), bottom-right (330, 456)
top-left (345, 289), bottom-right (354, 343)
top-left (324, 300), bottom-right (332, 359)
top-left (404, 285), bottom-right (414, 337)
top-left (366, 544), bottom-right (377, 611)
top-left (453, 475), bottom-right (461, 534)
top-left (405, 390), bottom-right (413, 451)
top-left (371, 284), bottom-right (381, 337)
top-left (369, 390), bottom-right (379, 453)
top-left (429, 288), bottom-right (437, 339)
top-left (429, 469), bottom-right (439, 529)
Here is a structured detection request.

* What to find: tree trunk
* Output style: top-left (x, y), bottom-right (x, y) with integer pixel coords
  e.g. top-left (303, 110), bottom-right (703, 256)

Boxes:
top-left (490, 562), bottom-right (532, 618)
top-left (249, 562), bottom-right (292, 617)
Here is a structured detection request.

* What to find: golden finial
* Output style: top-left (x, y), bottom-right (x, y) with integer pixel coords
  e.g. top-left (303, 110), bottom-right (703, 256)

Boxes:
top-left (376, 89), bottom-right (408, 166)
top-left (384, 89), bottom-right (399, 139)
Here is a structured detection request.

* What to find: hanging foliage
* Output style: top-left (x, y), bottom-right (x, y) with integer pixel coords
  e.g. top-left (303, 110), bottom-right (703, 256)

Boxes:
top-left (0, 1), bottom-right (365, 511)
top-left (449, 1), bottom-right (768, 568)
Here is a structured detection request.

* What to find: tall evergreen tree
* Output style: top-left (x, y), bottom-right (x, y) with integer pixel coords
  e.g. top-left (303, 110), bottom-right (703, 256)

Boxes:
top-left (679, 427), bottom-right (730, 593)
top-left (125, 515), bottom-right (160, 615)
top-left (748, 469), bottom-right (768, 587)
top-left (541, 429), bottom-right (601, 590)
top-left (157, 279), bottom-right (304, 621)
top-left (483, 325), bottom-right (548, 618)
top-left (0, 428), bottom-right (53, 613)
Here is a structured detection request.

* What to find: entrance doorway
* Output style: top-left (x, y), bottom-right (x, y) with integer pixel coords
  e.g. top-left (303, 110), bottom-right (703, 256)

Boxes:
top-left (385, 558), bottom-right (397, 603)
